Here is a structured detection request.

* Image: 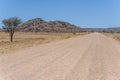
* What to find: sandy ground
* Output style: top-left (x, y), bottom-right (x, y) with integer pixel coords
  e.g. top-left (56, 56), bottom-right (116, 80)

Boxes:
top-left (0, 32), bottom-right (120, 80)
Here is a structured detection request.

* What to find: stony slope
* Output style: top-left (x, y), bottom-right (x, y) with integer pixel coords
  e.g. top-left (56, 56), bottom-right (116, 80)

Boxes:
top-left (17, 18), bottom-right (81, 32)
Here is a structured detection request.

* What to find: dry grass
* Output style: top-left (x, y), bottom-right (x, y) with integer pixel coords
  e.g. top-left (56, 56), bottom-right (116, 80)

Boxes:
top-left (0, 32), bottom-right (87, 54)
top-left (103, 33), bottom-right (120, 41)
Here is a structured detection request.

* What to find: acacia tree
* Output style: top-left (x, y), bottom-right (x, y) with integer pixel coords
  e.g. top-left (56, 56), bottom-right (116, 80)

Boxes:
top-left (2, 17), bottom-right (21, 42)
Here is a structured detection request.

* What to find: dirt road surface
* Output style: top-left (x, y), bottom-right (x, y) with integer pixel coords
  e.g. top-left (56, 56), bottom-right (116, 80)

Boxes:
top-left (0, 33), bottom-right (120, 80)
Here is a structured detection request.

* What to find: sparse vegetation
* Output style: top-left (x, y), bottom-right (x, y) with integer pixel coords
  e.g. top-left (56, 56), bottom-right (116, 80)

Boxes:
top-left (0, 17), bottom-right (84, 55)
top-left (103, 33), bottom-right (120, 42)
top-left (2, 17), bottom-right (21, 42)
top-left (0, 32), bottom-right (87, 54)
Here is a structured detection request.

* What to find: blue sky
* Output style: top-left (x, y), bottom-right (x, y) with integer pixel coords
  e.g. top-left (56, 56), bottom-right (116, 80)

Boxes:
top-left (0, 0), bottom-right (120, 28)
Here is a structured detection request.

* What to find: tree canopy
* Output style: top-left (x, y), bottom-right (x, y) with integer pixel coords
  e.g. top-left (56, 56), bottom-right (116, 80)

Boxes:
top-left (2, 17), bottom-right (21, 42)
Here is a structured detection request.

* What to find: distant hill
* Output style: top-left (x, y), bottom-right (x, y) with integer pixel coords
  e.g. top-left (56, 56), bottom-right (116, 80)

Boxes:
top-left (1, 18), bottom-right (120, 33)
top-left (107, 27), bottom-right (120, 33)
top-left (16, 18), bottom-right (81, 32)
top-left (81, 27), bottom-right (120, 33)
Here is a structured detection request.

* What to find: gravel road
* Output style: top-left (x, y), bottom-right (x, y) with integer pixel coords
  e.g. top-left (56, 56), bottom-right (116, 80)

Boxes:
top-left (0, 33), bottom-right (120, 80)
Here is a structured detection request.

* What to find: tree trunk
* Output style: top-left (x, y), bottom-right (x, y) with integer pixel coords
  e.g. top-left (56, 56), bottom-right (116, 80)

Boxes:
top-left (10, 34), bottom-right (13, 42)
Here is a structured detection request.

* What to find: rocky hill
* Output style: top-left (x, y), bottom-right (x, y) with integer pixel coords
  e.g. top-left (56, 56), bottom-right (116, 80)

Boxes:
top-left (17, 18), bottom-right (81, 32)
